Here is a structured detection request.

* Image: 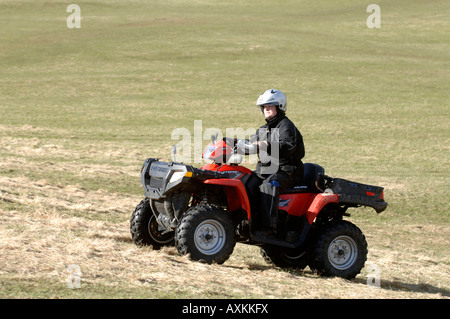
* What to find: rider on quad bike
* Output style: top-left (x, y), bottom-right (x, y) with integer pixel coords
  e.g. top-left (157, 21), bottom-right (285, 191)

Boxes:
top-left (239, 89), bottom-right (305, 238)
top-left (130, 90), bottom-right (388, 279)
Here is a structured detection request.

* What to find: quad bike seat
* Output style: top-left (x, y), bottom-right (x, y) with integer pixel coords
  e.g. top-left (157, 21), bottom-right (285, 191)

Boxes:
top-left (283, 163), bottom-right (325, 194)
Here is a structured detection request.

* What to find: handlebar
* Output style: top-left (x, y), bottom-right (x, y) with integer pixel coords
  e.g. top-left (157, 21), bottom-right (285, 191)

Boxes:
top-left (223, 137), bottom-right (258, 155)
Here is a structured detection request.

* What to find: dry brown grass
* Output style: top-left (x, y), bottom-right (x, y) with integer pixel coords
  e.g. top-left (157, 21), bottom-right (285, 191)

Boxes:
top-left (1, 174), bottom-right (448, 298)
top-left (0, 126), bottom-right (449, 299)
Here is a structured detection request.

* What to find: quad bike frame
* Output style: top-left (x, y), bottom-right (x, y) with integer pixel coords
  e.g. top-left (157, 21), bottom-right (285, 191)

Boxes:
top-left (131, 143), bottom-right (388, 279)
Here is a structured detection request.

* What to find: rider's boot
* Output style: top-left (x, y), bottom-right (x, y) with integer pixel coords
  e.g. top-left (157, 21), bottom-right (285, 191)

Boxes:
top-left (254, 189), bottom-right (279, 237)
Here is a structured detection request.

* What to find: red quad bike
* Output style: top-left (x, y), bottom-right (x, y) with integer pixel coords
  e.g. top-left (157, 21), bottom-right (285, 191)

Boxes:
top-left (130, 136), bottom-right (388, 279)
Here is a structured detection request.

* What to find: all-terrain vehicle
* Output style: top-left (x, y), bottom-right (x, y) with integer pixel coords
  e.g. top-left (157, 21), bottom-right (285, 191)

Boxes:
top-left (130, 136), bottom-right (387, 279)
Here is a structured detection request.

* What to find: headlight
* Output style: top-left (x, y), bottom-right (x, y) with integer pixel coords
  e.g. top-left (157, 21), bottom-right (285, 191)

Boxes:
top-left (203, 145), bottom-right (215, 160)
top-left (169, 171), bottom-right (186, 183)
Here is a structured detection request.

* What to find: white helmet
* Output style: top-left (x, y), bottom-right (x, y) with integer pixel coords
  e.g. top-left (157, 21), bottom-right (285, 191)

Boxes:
top-left (256, 89), bottom-right (287, 113)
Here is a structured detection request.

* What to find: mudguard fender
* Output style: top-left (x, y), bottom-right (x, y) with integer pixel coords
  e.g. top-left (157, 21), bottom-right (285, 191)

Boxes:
top-left (203, 179), bottom-right (251, 218)
top-left (306, 193), bottom-right (339, 224)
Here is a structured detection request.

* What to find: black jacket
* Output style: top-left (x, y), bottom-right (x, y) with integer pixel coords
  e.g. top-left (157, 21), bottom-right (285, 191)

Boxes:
top-left (252, 113), bottom-right (305, 178)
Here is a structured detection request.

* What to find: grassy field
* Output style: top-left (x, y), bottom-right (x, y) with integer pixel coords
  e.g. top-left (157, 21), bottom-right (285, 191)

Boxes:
top-left (0, 0), bottom-right (449, 299)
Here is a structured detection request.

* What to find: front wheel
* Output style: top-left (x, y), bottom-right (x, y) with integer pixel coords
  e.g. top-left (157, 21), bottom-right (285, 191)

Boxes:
top-left (175, 204), bottom-right (235, 264)
top-left (130, 199), bottom-right (175, 249)
top-left (309, 221), bottom-right (367, 279)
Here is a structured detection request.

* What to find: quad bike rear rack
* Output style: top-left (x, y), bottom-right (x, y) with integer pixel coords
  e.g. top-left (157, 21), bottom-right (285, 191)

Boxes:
top-left (321, 175), bottom-right (387, 214)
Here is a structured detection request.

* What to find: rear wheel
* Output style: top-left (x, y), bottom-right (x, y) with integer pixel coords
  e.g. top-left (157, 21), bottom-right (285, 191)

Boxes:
top-left (130, 199), bottom-right (174, 249)
top-left (260, 245), bottom-right (308, 269)
top-left (309, 221), bottom-right (367, 279)
top-left (175, 204), bottom-right (235, 264)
